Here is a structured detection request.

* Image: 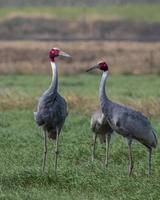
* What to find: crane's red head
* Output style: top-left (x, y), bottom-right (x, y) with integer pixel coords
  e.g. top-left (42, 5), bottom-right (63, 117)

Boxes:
top-left (86, 61), bottom-right (109, 72)
top-left (98, 62), bottom-right (109, 71)
top-left (49, 48), bottom-right (59, 61)
top-left (49, 47), bottom-right (71, 62)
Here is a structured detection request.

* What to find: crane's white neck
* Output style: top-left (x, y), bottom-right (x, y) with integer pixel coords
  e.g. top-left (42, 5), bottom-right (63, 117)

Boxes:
top-left (99, 71), bottom-right (109, 104)
top-left (49, 61), bottom-right (58, 92)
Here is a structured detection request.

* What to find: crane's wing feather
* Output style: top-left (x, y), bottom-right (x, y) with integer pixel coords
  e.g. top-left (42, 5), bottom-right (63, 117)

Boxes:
top-left (35, 92), bottom-right (67, 129)
top-left (107, 103), bottom-right (158, 147)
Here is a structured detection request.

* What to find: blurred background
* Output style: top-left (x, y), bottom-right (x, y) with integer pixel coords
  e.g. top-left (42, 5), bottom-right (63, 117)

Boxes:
top-left (0, 0), bottom-right (160, 75)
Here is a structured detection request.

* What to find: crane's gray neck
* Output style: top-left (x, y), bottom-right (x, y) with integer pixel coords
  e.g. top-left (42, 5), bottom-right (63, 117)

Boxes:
top-left (99, 71), bottom-right (110, 108)
top-left (48, 62), bottom-right (58, 93)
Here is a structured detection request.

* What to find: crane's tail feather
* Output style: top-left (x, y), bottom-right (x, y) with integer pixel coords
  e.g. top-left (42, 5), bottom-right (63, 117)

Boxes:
top-left (47, 130), bottom-right (57, 140)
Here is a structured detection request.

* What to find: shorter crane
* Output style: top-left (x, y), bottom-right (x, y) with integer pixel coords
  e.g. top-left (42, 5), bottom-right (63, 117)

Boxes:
top-left (91, 107), bottom-right (113, 166)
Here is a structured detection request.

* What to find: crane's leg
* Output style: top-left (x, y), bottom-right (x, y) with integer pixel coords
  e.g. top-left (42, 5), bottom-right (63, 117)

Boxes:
top-left (54, 128), bottom-right (60, 173)
top-left (127, 138), bottom-right (134, 177)
top-left (42, 131), bottom-right (48, 172)
top-left (148, 147), bottom-right (152, 176)
top-left (105, 134), bottom-right (111, 167)
top-left (92, 133), bottom-right (97, 162)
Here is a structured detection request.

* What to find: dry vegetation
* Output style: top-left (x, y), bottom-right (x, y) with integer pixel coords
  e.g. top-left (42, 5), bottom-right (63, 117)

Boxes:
top-left (0, 41), bottom-right (160, 75)
top-left (0, 92), bottom-right (158, 118)
top-left (0, 82), bottom-right (160, 118)
top-left (0, 41), bottom-right (160, 117)
top-left (115, 98), bottom-right (160, 118)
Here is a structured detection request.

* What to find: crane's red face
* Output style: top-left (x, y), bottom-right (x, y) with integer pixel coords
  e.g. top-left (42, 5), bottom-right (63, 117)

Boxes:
top-left (98, 62), bottom-right (109, 71)
top-left (49, 48), bottom-right (71, 62)
top-left (86, 61), bottom-right (109, 72)
top-left (49, 48), bottom-right (59, 61)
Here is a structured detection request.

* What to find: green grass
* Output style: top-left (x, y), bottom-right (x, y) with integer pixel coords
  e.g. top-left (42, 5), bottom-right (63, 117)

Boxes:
top-left (0, 4), bottom-right (160, 22)
top-left (0, 74), bottom-right (160, 101)
top-left (0, 74), bottom-right (160, 199)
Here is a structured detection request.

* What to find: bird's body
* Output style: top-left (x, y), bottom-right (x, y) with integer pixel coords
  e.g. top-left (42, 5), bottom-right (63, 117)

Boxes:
top-left (91, 108), bottom-right (112, 143)
top-left (101, 98), bottom-right (157, 149)
top-left (87, 62), bottom-right (158, 175)
top-left (99, 71), bottom-right (157, 149)
top-left (35, 90), bottom-right (67, 140)
top-left (34, 48), bottom-right (70, 172)
top-left (90, 107), bottom-right (113, 165)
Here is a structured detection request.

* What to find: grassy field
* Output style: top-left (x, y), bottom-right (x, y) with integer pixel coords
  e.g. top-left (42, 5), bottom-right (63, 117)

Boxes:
top-left (0, 2), bottom-right (160, 199)
top-left (0, 4), bottom-right (160, 22)
top-left (0, 73), bottom-right (160, 199)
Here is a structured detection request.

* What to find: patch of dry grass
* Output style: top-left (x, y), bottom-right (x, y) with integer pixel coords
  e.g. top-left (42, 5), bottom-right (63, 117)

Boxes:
top-left (66, 92), bottom-right (97, 114)
top-left (0, 89), bottom-right (97, 114)
top-left (0, 41), bottom-right (160, 75)
top-left (67, 94), bottom-right (160, 117)
top-left (0, 88), bottom-right (160, 118)
top-left (0, 89), bottom-right (34, 110)
top-left (115, 97), bottom-right (160, 118)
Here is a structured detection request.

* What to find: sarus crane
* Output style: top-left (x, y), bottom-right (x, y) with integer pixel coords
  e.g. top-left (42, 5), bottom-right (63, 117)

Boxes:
top-left (34, 48), bottom-right (71, 172)
top-left (90, 107), bottom-right (113, 166)
top-left (87, 61), bottom-right (158, 176)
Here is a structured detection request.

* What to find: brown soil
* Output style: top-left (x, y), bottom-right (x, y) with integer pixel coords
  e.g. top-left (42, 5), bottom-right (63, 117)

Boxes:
top-left (1, 16), bottom-right (160, 41)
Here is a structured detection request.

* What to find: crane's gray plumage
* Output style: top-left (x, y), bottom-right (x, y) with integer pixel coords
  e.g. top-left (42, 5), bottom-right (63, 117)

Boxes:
top-left (91, 107), bottom-right (113, 166)
top-left (99, 71), bottom-right (157, 149)
top-left (34, 48), bottom-right (70, 172)
top-left (87, 62), bottom-right (158, 176)
top-left (35, 88), bottom-right (67, 140)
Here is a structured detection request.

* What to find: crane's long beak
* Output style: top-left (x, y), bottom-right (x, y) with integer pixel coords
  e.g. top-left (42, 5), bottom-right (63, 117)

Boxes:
top-left (86, 65), bottom-right (98, 72)
top-left (59, 50), bottom-right (71, 58)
